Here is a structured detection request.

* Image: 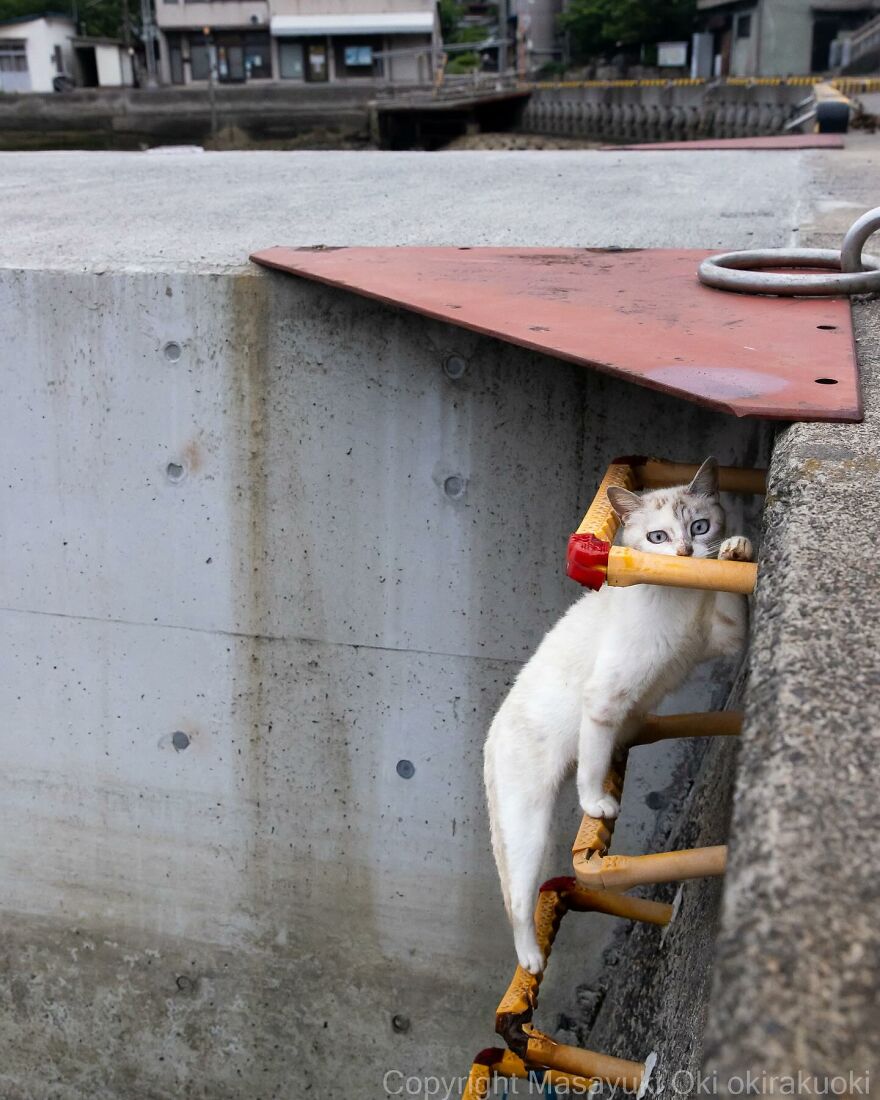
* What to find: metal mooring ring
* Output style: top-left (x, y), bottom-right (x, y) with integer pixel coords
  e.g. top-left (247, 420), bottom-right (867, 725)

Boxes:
top-left (699, 206), bottom-right (880, 296)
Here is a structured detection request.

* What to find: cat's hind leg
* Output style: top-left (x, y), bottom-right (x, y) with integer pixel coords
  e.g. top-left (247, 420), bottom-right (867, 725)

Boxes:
top-left (485, 731), bottom-right (567, 974)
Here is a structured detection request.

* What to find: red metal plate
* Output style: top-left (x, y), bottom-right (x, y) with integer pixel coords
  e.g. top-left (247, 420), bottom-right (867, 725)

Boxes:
top-left (250, 246), bottom-right (860, 421)
top-left (605, 134), bottom-right (845, 151)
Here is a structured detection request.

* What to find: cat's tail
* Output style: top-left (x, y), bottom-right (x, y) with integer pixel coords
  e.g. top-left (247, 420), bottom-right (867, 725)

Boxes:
top-left (484, 714), bottom-right (558, 975)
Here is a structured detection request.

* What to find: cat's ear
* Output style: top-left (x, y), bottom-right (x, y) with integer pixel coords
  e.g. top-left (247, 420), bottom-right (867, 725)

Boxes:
top-left (607, 486), bottom-right (642, 524)
top-left (687, 456), bottom-right (719, 497)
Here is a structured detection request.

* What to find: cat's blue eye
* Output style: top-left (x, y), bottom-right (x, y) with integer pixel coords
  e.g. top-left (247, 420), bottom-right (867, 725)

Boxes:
top-left (690, 519), bottom-right (710, 536)
top-left (647, 531), bottom-right (668, 544)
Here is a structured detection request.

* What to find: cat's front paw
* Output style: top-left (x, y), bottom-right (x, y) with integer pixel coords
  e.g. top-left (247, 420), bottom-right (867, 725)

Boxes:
top-left (718, 536), bottom-right (753, 562)
top-left (581, 794), bottom-right (620, 820)
top-left (517, 944), bottom-right (545, 975)
top-left (514, 929), bottom-right (545, 974)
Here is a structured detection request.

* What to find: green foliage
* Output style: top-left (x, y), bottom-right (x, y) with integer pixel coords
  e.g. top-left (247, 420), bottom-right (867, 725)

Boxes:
top-left (560, 0), bottom-right (695, 60)
top-left (453, 24), bottom-right (491, 44)
top-left (446, 50), bottom-right (480, 73)
top-left (438, 0), bottom-right (462, 40)
top-left (0, 0), bottom-right (135, 40)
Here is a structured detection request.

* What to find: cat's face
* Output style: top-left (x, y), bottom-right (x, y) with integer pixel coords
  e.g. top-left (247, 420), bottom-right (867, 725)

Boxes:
top-left (606, 457), bottom-right (727, 559)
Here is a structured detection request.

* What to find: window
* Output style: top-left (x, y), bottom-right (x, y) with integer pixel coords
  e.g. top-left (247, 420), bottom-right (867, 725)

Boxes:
top-left (0, 41), bottom-right (28, 72)
top-left (244, 31), bottom-right (270, 79)
top-left (736, 13), bottom-right (752, 38)
top-left (279, 40), bottom-right (303, 79)
top-left (344, 45), bottom-right (372, 67)
top-left (335, 36), bottom-right (381, 78)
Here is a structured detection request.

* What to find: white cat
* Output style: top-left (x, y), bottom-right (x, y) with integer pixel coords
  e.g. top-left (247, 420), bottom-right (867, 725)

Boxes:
top-left (483, 457), bottom-right (752, 974)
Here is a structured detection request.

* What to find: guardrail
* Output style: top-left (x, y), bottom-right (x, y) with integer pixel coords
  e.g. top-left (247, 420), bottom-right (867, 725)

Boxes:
top-left (848, 12), bottom-right (880, 66)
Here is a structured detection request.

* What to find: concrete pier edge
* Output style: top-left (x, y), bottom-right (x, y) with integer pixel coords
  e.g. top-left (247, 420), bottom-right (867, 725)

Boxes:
top-left (702, 297), bottom-right (880, 1092)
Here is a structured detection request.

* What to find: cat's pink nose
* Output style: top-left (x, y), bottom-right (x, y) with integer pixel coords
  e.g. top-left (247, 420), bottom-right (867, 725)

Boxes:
top-left (676, 544), bottom-right (693, 557)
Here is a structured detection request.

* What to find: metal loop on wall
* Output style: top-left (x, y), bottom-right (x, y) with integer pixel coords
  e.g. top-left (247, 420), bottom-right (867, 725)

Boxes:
top-left (699, 206), bottom-right (880, 296)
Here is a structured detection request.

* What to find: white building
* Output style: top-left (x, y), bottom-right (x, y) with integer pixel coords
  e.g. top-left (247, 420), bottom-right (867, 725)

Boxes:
top-left (0, 13), bottom-right (75, 93)
top-left (695, 0), bottom-right (880, 76)
top-left (71, 35), bottom-right (136, 87)
top-left (155, 0), bottom-right (439, 85)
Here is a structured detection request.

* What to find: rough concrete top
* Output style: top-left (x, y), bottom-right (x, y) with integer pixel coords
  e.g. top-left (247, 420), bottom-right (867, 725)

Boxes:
top-left (0, 147), bottom-right (813, 273)
top-left (704, 140), bottom-right (880, 1091)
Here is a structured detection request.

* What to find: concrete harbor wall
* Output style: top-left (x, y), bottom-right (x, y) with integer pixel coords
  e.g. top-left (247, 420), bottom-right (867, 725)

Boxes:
top-left (8, 146), bottom-right (873, 1099)
top-left (0, 83), bottom-right (375, 149)
top-left (0, 259), bottom-right (766, 1098)
top-left (519, 81), bottom-right (809, 143)
top-left (0, 79), bottom-right (812, 151)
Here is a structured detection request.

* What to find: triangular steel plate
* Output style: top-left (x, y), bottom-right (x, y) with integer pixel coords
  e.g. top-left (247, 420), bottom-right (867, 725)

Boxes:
top-left (250, 246), bottom-right (860, 422)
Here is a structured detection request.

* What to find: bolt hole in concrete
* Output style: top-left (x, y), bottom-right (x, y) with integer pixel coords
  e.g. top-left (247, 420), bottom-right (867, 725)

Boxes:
top-left (443, 475), bottom-right (467, 500)
top-left (175, 975), bottom-right (195, 993)
top-left (163, 341), bottom-right (182, 362)
top-left (815, 378), bottom-right (839, 385)
top-left (166, 462), bottom-right (185, 483)
top-left (171, 731), bottom-right (190, 752)
top-left (396, 759), bottom-right (415, 779)
top-left (391, 1014), bottom-right (411, 1033)
top-left (443, 353), bottom-right (468, 380)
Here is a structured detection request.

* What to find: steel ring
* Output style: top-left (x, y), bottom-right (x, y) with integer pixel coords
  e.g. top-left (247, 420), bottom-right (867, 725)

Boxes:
top-left (699, 204), bottom-right (880, 296)
top-left (699, 247), bottom-right (880, 296)
top-left (841, 206), bottom-right (880, 273)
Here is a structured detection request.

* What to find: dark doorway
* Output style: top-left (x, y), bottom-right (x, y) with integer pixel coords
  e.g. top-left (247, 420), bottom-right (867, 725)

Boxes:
top-left (306, 40), bottom-right (328, 81)
top-left (76, 46), bottom-right (99, 87)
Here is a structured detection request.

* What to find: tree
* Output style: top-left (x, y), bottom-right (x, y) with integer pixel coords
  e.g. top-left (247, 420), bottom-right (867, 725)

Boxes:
top-left (0, 0), bottom-right (137, 40)
top-left (560, 0), bottom-right (695, 61)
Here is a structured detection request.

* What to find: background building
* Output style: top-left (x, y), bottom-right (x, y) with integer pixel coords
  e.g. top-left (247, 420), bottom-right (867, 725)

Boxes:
top-left (71, 35), bottom-right (135, 86)
top-left (0, 12), bottom-right (75, 92)
top-left (695, 0), bottom-right (880, 76)
top-left (155, 0), bottom-right (439, 85)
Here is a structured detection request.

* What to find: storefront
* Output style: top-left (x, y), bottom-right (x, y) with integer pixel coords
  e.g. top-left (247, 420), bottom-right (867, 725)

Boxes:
top-left (157, 5), bottom-right (437, 85)
top-left (270, 11), bottom-right (436, 82)
top-left (166, 29), bottom-right (272, 84)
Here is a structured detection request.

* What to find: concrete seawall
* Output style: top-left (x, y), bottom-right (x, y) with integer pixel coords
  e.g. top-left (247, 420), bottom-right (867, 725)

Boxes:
top-left (0, 84), bottom-right (375, 149)
top-left (3, 147), bottom-right (874, 1098)
top-left (519, 82), bottom-right (808, 143)
top-left (0, 260), bottom-right (766, 1097)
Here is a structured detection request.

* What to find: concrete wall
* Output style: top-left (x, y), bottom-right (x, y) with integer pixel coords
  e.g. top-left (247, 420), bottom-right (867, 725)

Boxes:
top-left (0, 258), bottom-right (765, 1099)
top-left (156, 0), bottom-right (269, 32)
top-left (519, 81), bottom-right (806, 142)
top-left (759, 0), bottom-right (814, 76)
top-left (0, 84), bottom-right (375, 150)
top-left (512, 0), bottom-right (563, 64)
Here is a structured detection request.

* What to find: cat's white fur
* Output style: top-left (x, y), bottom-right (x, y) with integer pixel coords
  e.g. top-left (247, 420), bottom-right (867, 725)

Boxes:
top-left (483, 457), bottom-right (752, 974)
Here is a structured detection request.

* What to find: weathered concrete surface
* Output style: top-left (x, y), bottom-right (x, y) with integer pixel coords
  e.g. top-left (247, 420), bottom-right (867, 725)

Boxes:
top-left (0, 144), bottom-right (869, 1098)
top-left (0, 257), bottom-right (766, 1097)
top-left (0, 84), bottom-right (375, 150)
top-left (575, 139), bottom-right (880, 1098)
top-left (703, 320), bottom-right (880, 1087)
top-left (583, 735), bottom-right (740, 1093)
top-left (519, 82), bottom-right (805, 144)
top-left (0, 147), bottom-right (806, 273)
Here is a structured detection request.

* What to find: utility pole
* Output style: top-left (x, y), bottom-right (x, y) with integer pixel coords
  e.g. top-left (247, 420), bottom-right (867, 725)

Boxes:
top-left (498, 0), bottom-right (508, 73)
top-left (204, 27), bottom-right (217, 141)
top-left (140, 0), bottom-right (158, 87)
top-left (121, 0), bottom-right (131, 48)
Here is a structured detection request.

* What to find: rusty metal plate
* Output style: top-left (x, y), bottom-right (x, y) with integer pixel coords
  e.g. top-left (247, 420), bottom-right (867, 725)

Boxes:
top-left (605, 134), bottom-right (845, 151)
top-left (250, 246), bottom-right (860, 421)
